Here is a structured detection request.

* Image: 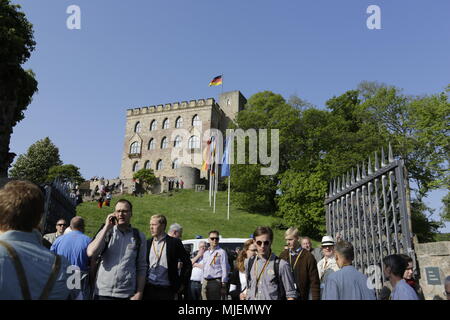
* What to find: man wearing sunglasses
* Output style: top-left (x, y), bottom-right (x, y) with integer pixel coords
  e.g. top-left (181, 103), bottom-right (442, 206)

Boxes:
top-left (201, 230), bottom-right (230, 300)
top-left (43, 219), bottom-right (67, 245)
top-left (242, 226), bottom-right (297, 300)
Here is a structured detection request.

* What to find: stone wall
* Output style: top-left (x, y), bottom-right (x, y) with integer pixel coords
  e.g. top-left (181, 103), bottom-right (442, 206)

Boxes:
top-left (415, 241), bottom-right (450, 300)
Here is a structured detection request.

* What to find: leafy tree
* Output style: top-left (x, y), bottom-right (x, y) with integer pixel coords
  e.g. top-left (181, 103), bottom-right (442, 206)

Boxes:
top-left (411, 200), bottom-right (443, 243)
top-left (133, 169), bottom-right (158, 192)
top-left (277, 169), bottom-right (327, 238)
top-left (47, 164), bottom-right (84, 185)
top-left (9, 137), bottom-right (62, 184)
top-left (0, 0), bottom-right (38, 177)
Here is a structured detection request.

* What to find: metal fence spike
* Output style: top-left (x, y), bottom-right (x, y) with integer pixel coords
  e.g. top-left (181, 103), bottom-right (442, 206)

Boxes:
top-left (374, 151), bottom-right (380, 170)
top-left (347, 171), bottom-right (351, 187)
top-left (333, 179), bottom-right (337, 195)
top-left (351, 168), bottom-right (355, 183)
top-left (388, 142), bottom-right (394, 163)
top-left (381, 147), bottom-right (386, 167)
top-left (337, 177), bottom-right (341, 192)
top-left (362, 161), bottom-right (367, 178)
top-left (368, 157), bottom-right (373, 175)
top-left (356, 165), bottom-right (361, 181)
top-left (329, 182), bottom-right (333, 197)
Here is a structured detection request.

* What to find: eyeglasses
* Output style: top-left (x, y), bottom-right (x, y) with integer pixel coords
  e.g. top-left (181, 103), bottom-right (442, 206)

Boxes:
top-left (249, 249), bottom-right (258, 252)
top-left (56, 224), bottom-right (67, 227)
top-left (116, 210), bottom-right (129, 214)
top-left (256, 240), bottom-right (270, 247)
top-left (210, 237), bottom-right (219, 241)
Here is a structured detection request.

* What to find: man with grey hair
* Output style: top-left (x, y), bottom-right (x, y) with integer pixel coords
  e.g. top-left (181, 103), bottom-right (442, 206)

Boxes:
top-left (322, 240), bottom-right (375, 300)
top-left (168, 223), bottom-right (183, 239)
top-left (189, 240), bottom-right (207, 300)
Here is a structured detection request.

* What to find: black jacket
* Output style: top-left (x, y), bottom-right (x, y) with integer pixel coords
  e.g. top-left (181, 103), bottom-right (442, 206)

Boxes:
top-left (146, 235), bottom-right (192, 293)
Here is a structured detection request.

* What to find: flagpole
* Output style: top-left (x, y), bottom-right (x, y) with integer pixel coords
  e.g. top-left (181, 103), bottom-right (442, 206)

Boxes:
top-left (209, 169), bottom-right (212, 207)
top-left (213, 161), bottom-right (218, 213)
top-left (227, 173), bottom-right (231, 220)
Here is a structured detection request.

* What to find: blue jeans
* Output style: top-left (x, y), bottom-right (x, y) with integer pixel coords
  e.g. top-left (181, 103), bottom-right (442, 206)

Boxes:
top-left (189, 280), bottom-right (202, 300)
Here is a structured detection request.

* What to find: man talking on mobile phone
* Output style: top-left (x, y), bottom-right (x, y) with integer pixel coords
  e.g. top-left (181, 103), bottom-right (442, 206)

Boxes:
top-left (87, 199), bottom-right (147, 300)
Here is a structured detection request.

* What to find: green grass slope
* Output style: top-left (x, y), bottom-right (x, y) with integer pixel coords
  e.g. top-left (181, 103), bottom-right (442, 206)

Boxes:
top-left (77, 189), bottom-right (308, 254)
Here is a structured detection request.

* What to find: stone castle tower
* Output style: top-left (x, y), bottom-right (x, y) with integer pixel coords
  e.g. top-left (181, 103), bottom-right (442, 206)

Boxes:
top-left (119, 91), bottom-right (246, 192)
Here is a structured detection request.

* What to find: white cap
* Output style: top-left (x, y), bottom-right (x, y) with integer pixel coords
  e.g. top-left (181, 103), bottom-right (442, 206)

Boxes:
top-left (321, 236), bottom-right (335, 246)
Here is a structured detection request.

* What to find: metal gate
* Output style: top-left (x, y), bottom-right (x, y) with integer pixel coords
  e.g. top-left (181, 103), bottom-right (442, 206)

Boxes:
top-left (324, 144), bottom-right (414, 297)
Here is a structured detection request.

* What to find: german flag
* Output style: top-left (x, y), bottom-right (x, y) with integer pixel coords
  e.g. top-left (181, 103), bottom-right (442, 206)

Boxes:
top-left (209, 75), bottom-right (223, 86)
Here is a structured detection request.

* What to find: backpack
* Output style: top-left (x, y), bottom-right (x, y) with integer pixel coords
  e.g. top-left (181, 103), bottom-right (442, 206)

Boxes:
top-left (89, 224), bottom-right (142, 297)
top-left (246, 254), bottom-right (286, 300)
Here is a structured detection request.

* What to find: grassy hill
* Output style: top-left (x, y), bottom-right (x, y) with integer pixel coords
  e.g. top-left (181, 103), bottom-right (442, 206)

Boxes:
top-left (76, 189), bottom-right (320, 254)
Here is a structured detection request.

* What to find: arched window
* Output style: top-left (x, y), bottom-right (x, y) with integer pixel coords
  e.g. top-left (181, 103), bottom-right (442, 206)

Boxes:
top-left (130, 141), bottom-right (141, 154)
top-left (132, 161), bottom-right (140, 172)
top-left (192, 115), bottom-right (201, 126)
top-left (156, 160), bottom-right (163, 170)
top-left (188, 136), bottom-right (200, 149)
top-left (175, 117), bottom-right (183, 128)
top-left (172, 159), bottom-right (180, 169)
top-left (174, 135), bottom-right (182, 148)
top-left (144, 160), bottom-right (152, 170)
top-left (150, 120), bottom-right (157, 131)
top-left (162, 118), bottom-right (170, 129)
top-left (134, 122), bottom-right (141, 133)
top-left (161, 137), bottom-right (168, 149)
top-left (148, 139), bottom-right (155, 150)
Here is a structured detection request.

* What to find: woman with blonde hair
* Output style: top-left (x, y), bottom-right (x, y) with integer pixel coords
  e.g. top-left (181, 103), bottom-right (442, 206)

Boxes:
top-left (229, 239), bottom-right (257, 300)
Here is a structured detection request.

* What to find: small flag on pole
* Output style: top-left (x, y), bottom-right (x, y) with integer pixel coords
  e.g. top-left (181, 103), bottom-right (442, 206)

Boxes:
top-left (201, 139), bottom-right (211, 172)
top-left (221, 136), bottom-right (232, 177)
top-left (209, 75), bottom-right (223, 86)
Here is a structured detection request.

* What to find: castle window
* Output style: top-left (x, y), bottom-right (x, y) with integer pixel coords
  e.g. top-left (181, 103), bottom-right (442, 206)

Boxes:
top-left (174, 135), bottom-right (182, 148)
top-left (130, 141), bottom-right (141, 154)
top-left (132, 161), bottom-right (140, 172)
top-left (150, 120), bottom-right (157, 131)
top-left (148, 139), bottom-right (155, 150)
top-left (134, 122), bottom-right (141, 133)
top-left (161, 137), bottom-right (168, 149)
top-left (192, 115), bottom-right (201, 127)
top-left (156, 160), bottom-right (163, 170)
top-left (175, 117), bottom-right (183, 128)
top-left (162, 118), bottom-right (170, 129)
top-left (144, 160), bottom-right (152, 170)
top-left (172, 159), bottom-right (180, 169)
top-left (188, 135), bottom-right (200, 149)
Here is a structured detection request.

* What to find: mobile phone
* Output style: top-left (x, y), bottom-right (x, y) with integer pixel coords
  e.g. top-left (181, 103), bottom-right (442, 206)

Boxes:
top-left (109, 216), bottom-right (118, 225)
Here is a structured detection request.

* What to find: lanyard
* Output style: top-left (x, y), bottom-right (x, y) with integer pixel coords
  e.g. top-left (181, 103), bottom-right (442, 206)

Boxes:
top-left (289, 249), bottom-right (302, 270)
top-left (152, 239), bottom-right (166, 266)
top-left (254, 253), bottom-right (271, 286)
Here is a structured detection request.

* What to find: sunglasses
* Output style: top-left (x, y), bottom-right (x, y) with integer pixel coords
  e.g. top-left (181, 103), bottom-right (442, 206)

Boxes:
top-left (256, 240), bottom-right (270, 247)
top-left (56, 224), bottom-right (67, 227)
top-left (210, 237), bottom-right (219, 241)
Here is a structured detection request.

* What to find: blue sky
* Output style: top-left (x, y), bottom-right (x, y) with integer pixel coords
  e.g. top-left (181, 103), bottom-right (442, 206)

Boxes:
top-left (10, 0), bottom-right (449, 230)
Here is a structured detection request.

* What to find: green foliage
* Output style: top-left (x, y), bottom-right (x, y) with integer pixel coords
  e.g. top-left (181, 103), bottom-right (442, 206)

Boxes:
top-left (9, 137), bottom-right (62, 184)
top-left (441, 192), bottom-right (449, 223)
top-left (46, 164), bottom-right (84, 185)
top-left (0, 0), bottom-right (36, 65)
top-left (133, 169), bottom-right (158, 191)
top-left (411, 200), bottom-right (443, 243)
top-left (277, 170), bottom-right (327, 238)
top-left (230, 164), bottom-right (278, 213)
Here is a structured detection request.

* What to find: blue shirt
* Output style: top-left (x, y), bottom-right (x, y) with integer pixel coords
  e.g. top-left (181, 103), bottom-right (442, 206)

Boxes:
top-left (391, 279), bottom-right (419, 300)
top-left (51, 230), bottom-right (91, 272)
top-left (0, 230), bottom-right (70, 300)
top-left (202, 246), bottom-right (230, 283)
top-left (322, 265), bottom-right (376, 300)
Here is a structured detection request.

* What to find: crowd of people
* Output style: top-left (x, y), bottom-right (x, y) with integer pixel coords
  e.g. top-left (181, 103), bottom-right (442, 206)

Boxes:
top-left (0, 180), bottom-right (449, 300)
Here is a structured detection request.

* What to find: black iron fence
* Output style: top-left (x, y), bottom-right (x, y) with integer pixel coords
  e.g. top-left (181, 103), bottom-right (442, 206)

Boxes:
top-left (41, 178), bottom-right (77, 234)
top-left (325, 144), bottom-right (414, 298)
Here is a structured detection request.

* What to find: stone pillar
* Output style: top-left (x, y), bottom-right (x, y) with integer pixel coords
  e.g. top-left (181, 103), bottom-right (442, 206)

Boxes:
top-left (415, 241), bottom-right (450, 300)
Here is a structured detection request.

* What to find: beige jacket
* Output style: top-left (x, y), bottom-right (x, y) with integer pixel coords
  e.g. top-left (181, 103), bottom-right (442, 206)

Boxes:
top-left (317, 256), bottom-right (339, 280)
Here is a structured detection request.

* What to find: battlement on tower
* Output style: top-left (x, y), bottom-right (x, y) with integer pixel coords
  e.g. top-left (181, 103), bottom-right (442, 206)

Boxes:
top-left (126, 98), bottom-right (216, 117)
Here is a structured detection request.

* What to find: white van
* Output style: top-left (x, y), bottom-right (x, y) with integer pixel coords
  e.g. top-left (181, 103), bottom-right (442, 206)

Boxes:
top-left (182, 237), bottom-right (251, 255)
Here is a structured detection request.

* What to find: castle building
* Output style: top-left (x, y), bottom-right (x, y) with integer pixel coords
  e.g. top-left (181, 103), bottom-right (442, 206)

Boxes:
top-left (119, 91), bottom-right (246, 192)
